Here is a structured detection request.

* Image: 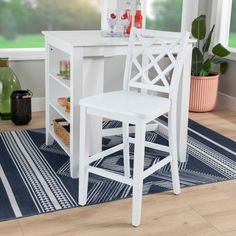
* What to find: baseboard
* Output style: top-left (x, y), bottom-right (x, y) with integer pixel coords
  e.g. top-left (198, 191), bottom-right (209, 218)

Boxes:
top-left (217, 92), bottom-right (236, 112)
top-left (32, 97), bottom-right (45, 112)
top-left (32, 93), bottom-right (236, 113)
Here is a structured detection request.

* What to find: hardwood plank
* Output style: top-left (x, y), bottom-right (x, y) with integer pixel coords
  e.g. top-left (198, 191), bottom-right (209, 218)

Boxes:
top-left (203, 210), bottom-right (236, 233)
top-left (17, 196), bottom-right (221, 236)
top-left (189, 110), bottom-right (236, 141)
top-left (214, 180), bottom-right (236, 199)
top-left (223, 231), bottom-right (236, 236)
top-left (0, 112), bottom-right (45, 132)
top-left (0, 220), bottom-right (23, 236)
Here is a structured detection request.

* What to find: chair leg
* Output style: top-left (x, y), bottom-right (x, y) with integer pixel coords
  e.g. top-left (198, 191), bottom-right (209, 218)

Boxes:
top-left (132, 121), bottom-right (146, 227)
top-left (79, 105), bottom-right (89, 206)
top-left (123, 122), bottom-right (130, 178)
top-left (168, 111), bottom-right (181, 195)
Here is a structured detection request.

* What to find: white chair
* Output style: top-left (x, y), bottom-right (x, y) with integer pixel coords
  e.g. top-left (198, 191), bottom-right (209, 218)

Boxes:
top-left (78, 28), bottom-right (190, 227)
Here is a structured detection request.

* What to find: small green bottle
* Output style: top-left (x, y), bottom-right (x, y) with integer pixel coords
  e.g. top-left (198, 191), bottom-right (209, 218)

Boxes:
top-left (0, 58), bottom-right (21, 120)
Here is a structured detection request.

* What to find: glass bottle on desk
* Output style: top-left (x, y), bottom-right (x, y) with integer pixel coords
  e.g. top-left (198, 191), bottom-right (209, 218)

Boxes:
top-left (135, 0), bottom-right (142, 29)
top-left (124, 1), bottom-right (132, 35)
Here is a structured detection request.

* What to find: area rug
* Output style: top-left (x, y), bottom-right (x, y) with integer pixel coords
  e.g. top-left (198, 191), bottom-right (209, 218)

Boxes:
top-left (0, 118), bottom-right (235, 221)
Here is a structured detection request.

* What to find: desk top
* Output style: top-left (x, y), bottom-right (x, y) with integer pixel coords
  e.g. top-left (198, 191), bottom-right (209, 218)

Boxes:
top-left (42, 31), bottom-right (130, 47)
top-left (42, 30), bottom-right (195, 47)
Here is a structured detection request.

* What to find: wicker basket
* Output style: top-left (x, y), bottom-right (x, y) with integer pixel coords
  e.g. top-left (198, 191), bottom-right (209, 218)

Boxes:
top-left (53, 118), bottom-right (70, 146)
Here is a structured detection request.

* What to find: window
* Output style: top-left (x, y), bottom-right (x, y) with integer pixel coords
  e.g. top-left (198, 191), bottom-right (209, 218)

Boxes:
top-left (0, 0), bottom-right (101, 49)
top-left (229, 0), bottom-right (236, 48)
top-left (211, 0), bottom-right (236, 60)
top-left (0, 0), bottom-right (198, 60)
top-left (146, 0), bottom-right (183, 31)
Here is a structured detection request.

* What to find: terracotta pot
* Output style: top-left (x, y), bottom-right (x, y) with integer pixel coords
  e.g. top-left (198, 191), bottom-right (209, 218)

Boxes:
top-left (189, 73), bottom-right (219, 112)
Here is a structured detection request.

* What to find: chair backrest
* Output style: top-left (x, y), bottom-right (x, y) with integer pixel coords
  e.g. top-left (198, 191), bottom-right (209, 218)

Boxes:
top-left (123, 28), bottom-right (190, 102)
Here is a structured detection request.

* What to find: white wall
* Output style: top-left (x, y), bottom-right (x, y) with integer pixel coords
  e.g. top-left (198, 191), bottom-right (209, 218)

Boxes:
top-left (219, 61), bottom-right (236, 98)
top-left (10, 60), bottom-right (45, 98)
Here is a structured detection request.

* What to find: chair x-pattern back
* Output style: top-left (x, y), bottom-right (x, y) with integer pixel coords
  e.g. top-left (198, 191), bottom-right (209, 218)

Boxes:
top-left (124, 29), bottom-right (185, 103)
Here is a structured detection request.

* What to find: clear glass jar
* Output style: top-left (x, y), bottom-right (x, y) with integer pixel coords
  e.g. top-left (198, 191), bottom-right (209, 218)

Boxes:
top-left (0, 58), bottom-right (21, 120)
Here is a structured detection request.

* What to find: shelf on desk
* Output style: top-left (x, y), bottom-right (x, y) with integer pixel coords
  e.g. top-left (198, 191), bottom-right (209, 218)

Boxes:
top-left (50, 100), bottom-right (70, 123)
top-left (49, 73), bottom-right (70, 90)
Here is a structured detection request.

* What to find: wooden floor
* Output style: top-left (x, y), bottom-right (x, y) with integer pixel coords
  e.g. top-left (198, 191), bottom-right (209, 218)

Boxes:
top-left (0, 110), bottom-right (236, 236)
top-left (189, 110), bottom-right (236, 141)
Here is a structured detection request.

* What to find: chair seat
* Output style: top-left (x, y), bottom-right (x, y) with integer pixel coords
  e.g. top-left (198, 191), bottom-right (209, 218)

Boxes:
top-left (80, 91), bottom-right (170, 120)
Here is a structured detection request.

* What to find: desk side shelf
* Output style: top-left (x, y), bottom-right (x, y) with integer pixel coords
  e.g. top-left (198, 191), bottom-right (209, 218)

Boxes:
top-left (46, 42), bottom-right (72, 160)
top-left (49, 73), bottom-right (70, 90)
top-left (48, 126), bottom-right (70, 156)
top-left (49, 100), bottom-right (70, 123)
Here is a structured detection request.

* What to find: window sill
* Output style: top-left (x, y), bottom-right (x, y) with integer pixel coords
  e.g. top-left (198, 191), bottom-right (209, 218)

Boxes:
top-left (0, 48), bottom-right (45, 61)
top-left (227, 48), bottom-right (236, 62)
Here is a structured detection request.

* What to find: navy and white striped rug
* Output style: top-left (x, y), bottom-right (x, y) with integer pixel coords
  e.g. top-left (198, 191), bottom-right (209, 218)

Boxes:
top-left (0, 118), bottom-right (235, 221)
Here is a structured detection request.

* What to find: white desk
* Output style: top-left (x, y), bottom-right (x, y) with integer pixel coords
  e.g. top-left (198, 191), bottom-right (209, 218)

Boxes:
top-left (43, 30), bottom-right (195, 178)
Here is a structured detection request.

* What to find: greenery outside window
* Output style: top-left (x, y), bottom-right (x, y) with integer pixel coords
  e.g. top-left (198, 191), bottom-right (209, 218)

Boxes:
top-left (0, 0), bottom-right (101, 49)
top-left (146, 0), bottom-right (183, 31)
top-left (0, 0), bottom-right (198, 60)
top-left (229, 0), bottom-right (236, 48)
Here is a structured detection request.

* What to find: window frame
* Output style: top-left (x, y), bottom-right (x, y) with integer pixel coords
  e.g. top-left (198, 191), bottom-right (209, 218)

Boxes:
top-left (0, 0), bottom-right (199, 61)
top-left (0, 48), bottom-right (45, 61)
top-left (211, 0), bottom-right (236, 61)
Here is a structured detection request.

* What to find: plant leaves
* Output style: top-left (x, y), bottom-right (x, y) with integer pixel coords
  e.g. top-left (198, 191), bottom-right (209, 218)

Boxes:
top-left (192, 15), bottom-right (206, 40)
top-left (212, 57), bottom-right (228, 74)
top-left (202, 25), bottom-right (215, 52)
top-left (199, 69), bottom-right (209, 76)
top-left (191, 47), bottom-right (203, 76)
top-left (202, 59), bottom-right (212, 73)
top-left (220, 62), bottom-right (228, 74)
top-left (212, 43), bottom-right (230, 57)
top-left (199, 59), bottom-right (211, 76)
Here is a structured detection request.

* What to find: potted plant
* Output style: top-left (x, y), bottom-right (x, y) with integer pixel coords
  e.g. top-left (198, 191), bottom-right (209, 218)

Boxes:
top-left (190, 15), bottom-right (230, 112)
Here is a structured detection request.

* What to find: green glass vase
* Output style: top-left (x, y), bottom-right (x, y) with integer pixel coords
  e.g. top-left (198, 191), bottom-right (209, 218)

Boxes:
top-left (0, 58), bottom-right (21, 120)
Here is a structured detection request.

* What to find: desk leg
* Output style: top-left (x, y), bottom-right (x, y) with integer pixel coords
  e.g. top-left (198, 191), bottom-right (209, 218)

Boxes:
top-left (83, 58), bottom-right (104, 156)
top-left (70, 48), bottom-right (84, 178)
top-left (70, 55), bottom-right (104, 178)
top-left (45, 40), bottom-right (54, 146)
top-left (178, 44), bottom-right (192, 162)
